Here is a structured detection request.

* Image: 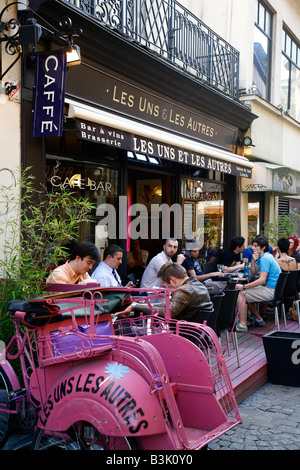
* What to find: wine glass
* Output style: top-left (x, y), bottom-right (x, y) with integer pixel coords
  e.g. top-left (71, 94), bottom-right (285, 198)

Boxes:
top-left (217, 264), bottom-right (224, 273)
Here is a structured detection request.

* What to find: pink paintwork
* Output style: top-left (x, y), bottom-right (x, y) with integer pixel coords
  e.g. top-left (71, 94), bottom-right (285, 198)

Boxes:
top-left (1, 286), bottom-right (241, 450)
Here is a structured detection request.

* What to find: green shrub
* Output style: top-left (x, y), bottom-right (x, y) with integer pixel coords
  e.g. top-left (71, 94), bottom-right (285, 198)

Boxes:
top-left (262, 213), bottom-right (300, 246)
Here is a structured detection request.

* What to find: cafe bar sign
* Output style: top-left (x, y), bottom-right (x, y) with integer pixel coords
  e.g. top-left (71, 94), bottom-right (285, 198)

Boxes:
top-left (32, 52), bottom-right (67, 137)
top-left (76, 119), bottom-right (252, 179)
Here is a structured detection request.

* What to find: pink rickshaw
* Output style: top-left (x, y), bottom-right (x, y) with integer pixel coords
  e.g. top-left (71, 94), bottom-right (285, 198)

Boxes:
top-left (0, 286), bottom-right (241, 450)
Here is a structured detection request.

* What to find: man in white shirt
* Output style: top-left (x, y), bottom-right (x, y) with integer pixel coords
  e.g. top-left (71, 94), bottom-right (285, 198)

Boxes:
top-left (91, 244), bottom-right (133, 287)
top-left (140, 238), bottom-right (185, 289)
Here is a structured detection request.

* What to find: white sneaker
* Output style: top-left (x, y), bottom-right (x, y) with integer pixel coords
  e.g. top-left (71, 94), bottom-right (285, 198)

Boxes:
top-left (236, 323), bottom-right (248, 333)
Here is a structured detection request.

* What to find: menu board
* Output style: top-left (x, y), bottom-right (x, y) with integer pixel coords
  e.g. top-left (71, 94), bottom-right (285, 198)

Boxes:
top-left (182, 199), bottom-right (196, 239)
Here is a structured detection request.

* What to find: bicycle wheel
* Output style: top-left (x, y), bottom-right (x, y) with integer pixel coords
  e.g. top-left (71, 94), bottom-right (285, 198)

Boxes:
top-left (32, 422), bottom-right (138, 450)
top-left (0, 366), bottom-right (14, 448)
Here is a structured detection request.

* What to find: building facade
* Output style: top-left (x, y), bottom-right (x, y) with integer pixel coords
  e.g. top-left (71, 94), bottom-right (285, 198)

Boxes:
top-left (192, 0), bottom-right (300, 242)
top-left (0, 2), bottom-right (22, 209)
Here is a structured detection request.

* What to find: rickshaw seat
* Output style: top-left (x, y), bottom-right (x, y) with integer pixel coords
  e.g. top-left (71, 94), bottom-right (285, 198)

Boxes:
top-left (50, 319), bottom-right (114, 357)
top-left (38, 312), bottom-right (114, 364)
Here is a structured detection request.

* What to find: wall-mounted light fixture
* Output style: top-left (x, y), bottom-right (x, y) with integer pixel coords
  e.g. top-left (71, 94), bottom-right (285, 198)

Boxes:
top-left (39, 16), bottom-right (83, 66)
top-left (66, 44), bottom-right (81, 66)
top-left (0, 2), bottom-right (82, 92)
top-left (238, 136), bottom-right (255, 147)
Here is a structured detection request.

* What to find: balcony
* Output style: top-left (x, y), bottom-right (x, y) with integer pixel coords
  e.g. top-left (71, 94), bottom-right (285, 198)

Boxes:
top-left (61, 0), bottom-right (240, 100)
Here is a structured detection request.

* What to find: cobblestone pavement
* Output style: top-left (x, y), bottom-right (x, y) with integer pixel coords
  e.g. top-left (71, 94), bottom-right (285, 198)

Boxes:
top-left (208, 382), bottom-right (300, 450)
top-left (2, 382), bottom-right (300, 451)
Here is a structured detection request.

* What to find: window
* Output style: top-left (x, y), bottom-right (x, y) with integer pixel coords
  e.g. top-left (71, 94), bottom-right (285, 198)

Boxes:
top-left (247, 192), bottom-right (265, 246)
top-left (253, 0), bottom-right (272, 100)
top-left (46, 156), bottom-right (120, 254)
top-left (280, 29), bottom-right (300, 122)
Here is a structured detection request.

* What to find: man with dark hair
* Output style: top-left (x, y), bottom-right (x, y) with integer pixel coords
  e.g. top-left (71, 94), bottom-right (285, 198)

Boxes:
top-left (182, 241), bottom-right (226, 295)
top-left (218, 236), bottom-right (245, 273)
top-left (242, 234), bottom-right (274, 263)
top-left (91, 244), bottom-right (135, 288)
top-left (235, 235), bottom-right (281, 332)
top-left (91, 244), bottom-right (125, 287)
top-left (46, 242), bottom-right (100, 285)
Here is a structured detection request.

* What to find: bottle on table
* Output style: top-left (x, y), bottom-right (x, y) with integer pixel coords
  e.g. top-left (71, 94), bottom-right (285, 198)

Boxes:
top-left (243, 261), bottom-right (250, 277)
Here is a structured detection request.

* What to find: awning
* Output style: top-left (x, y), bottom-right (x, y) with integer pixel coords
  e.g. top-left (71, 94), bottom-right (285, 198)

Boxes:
top-left (66, 99), bottom-right (253, 178)
top-left (242, 162), bottom-right (300, 194)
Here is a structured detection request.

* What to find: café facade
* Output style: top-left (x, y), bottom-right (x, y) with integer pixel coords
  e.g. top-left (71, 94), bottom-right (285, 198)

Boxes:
top-left (21, 0), bottom-right (256, 276)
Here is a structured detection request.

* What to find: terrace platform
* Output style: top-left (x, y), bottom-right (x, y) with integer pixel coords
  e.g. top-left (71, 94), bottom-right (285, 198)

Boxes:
top-left (220, 314), bottom-right (300, 404)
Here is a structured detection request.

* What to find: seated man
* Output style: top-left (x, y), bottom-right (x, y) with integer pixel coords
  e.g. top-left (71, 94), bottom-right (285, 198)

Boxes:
top-left (118, 262), bottom-right (213, 324)
top-left (140, 238), bottom-right (185, 289)
top-left (218, 236), bottom-right (245, 273)
top-left (46, 242), bottom-right (100, 284)
top-left (91, 244), bottom-right (133, 287)
top-left (235, 235), bottom-right (281, 332)
top-left (182, 241), bottom-right (226, 295)
top-left (243, 236), bottom-right (274, 263)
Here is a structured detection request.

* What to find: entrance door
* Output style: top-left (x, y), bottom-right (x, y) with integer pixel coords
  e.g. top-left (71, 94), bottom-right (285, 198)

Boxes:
top-left (127, 163), bottom-right (178, 270)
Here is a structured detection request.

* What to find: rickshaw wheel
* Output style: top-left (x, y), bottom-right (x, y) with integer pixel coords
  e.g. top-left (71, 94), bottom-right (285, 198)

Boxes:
top-left (32, 421), bottom-right (138, 450)
top-left (0, 366), bottom-right (15, 448)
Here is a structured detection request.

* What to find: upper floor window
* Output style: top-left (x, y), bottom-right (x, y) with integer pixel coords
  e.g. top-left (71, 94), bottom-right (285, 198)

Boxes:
top-left (253, 0), bottom-right (272, 101)
top-left (280, 29), bottom-right (300, 122)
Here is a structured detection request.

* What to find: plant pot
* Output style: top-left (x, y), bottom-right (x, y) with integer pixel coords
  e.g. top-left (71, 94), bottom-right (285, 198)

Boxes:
top-left (262, 330), bottom-right (300, 387)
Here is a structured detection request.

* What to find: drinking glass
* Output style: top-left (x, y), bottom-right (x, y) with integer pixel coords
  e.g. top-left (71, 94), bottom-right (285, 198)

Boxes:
top-left (217, 264), bottom-right (224, 273)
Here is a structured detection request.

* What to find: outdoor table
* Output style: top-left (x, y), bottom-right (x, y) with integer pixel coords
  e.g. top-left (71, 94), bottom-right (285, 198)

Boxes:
top-left (212, 273), bottom-right (249, 284)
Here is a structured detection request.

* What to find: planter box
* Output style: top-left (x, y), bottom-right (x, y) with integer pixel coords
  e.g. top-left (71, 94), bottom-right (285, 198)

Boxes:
top-left (262, 331), bottom-right (300, 387)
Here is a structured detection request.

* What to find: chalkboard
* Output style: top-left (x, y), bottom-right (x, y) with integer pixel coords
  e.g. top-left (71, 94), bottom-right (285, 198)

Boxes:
top-left (182, 199), bottom-right (196, 239)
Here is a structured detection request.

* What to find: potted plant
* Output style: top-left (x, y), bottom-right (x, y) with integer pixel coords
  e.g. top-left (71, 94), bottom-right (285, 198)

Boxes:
top-left (263, 330), bottom-right (300, 386)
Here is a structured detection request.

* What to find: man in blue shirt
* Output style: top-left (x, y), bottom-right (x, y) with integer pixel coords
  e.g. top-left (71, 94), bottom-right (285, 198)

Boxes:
top-left (242, 246), bottom-right (254, 264)
top-left (235, 235), bottom-right (281, 332)
top-left (242, 240), bottom-right (273, 263)
top-left (218, 236), bottom-right (245, 273)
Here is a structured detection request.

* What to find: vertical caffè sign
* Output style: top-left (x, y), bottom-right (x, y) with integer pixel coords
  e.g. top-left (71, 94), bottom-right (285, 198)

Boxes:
top-left (32, 52), bottom-right (67, 137)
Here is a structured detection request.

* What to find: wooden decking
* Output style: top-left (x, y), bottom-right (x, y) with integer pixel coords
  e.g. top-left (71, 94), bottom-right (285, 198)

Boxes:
top-left (220, 315), bottom-right (300, 404)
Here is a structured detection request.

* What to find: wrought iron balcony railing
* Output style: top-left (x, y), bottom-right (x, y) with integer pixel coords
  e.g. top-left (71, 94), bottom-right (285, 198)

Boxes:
top-left (62, 0), bottom-right (240, 100)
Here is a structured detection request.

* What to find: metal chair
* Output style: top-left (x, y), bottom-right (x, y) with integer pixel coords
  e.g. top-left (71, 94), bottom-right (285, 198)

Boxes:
top-left (282, 270), bottom-right (300, 323)
top-left (217, 289), bottom-right (241, 367)
top-left (224, 279), bottom-right (238, 290)
top-left (202, 262), bottom-right (217, 274)
top-left (283, 270), bottom-right (300, 304)
top-left (258, 271), bottom-right (289, 330)
top-left (207, 292), bottom-right (225, 334)
top-left (182, 306), bottom-right (215, 348)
